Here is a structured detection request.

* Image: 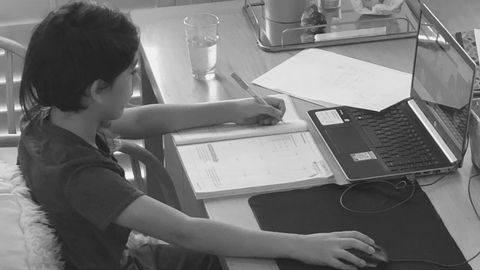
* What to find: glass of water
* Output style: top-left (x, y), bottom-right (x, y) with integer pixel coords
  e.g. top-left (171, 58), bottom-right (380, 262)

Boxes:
top-left (184, 13), bottom-right (219, 80)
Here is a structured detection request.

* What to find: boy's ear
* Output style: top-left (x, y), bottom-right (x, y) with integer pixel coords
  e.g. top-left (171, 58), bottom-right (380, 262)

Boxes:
top-left (88, 80), bottom-right (108, 103)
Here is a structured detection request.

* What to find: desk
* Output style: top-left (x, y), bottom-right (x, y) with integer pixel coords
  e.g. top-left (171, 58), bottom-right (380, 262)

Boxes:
top-left (130, 1), bottom-right (480, 269)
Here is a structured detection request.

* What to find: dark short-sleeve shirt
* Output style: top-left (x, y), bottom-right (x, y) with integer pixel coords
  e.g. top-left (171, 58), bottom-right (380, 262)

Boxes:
top-left (17, 115), bottom-right (145, 270)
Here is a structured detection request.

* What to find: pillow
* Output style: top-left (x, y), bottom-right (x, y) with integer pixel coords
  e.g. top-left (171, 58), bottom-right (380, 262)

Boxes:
top-left (0, 161), bottom-right (64, 270)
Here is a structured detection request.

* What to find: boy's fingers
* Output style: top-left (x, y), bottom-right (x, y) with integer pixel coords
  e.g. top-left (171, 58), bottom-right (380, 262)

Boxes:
top-left (337, 250), bottom-right (367, 269)
top-left (263, 97), bottom-right (286, 114)
top-left (335, 231), bottom-right (375, 245)
top-left (260, 105), bottom-right (284, 121)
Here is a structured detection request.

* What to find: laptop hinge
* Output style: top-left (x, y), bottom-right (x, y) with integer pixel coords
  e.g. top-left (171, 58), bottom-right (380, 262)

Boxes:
top-left (408, 100), bottom-right (457, 164)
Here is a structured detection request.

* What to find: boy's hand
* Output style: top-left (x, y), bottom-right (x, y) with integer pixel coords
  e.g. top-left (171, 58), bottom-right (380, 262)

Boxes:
top-left (232, 96), bottom-right (286, 126)
top-left (293, 231), bottom-right (376, 270)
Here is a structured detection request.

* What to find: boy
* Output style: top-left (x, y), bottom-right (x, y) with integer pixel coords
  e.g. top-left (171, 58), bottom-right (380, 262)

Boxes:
top-left (18, 1), bottom-right (376, 270)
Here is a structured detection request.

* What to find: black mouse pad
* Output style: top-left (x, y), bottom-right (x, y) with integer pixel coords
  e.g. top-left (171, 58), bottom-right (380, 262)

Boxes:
top-left (248, 180), bottom-right (472, 270)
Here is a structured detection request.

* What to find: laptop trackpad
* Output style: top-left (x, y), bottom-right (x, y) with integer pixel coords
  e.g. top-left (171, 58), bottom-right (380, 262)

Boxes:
top-left (326, 126), bottom-right (370, 154)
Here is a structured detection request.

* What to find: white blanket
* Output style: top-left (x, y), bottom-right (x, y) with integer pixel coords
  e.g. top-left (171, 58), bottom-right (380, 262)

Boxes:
top-left (0, 161), bottom-right (63, 270)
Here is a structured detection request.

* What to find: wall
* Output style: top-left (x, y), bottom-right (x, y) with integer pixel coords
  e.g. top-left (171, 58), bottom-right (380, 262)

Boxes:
top-left (0, 0), bottom-right (235, 27)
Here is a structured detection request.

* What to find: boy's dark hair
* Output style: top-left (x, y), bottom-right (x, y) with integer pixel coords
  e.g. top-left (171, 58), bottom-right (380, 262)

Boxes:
top-left (20, 0), bottom-right (140, 120)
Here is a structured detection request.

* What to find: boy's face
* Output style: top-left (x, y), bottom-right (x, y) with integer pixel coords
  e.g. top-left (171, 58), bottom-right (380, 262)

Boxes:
top-left (101, 54), bottom-right (139, 120)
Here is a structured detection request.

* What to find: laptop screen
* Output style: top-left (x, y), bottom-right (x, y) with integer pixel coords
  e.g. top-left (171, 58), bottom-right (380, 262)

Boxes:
top-left (410, 5), bottom-right (476, 160)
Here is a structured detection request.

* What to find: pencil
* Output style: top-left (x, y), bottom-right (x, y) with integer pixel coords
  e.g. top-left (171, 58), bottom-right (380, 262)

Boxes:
top-left (230, 72), bottom-right (269, 105)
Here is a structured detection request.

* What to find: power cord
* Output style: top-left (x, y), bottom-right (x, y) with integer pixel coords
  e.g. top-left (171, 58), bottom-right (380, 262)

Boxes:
top-left (415, 162), bottom-right (461, 188)
top-left (389, 250), bottom-right (480, 268)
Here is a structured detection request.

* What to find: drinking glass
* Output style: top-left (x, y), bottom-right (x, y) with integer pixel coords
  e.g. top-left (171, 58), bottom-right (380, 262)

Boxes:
top-left (184, 13), bottom-right (219, 80)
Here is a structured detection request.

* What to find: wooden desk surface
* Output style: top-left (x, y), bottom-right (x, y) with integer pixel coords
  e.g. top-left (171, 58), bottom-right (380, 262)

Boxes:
top-left (130, 1), bottom-right (480, 269)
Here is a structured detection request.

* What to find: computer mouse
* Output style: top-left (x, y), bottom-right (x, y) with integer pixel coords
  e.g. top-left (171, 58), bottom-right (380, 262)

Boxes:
top-left (346, 243), bottom-right (389, 269)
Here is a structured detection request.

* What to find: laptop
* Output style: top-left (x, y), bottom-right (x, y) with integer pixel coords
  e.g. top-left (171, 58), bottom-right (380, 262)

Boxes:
top-left (307, 3), bottom-right (477, 182)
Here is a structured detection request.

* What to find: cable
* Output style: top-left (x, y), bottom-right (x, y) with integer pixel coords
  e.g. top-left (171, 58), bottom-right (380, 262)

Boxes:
top-left (340, 179), bottom-right (416, 214)
top-left (468, 169), bottom-right (480, 221)
top-left (389, 250), bottom-right (480, 268)
top-left (415, 162), bottom-right (461, 187)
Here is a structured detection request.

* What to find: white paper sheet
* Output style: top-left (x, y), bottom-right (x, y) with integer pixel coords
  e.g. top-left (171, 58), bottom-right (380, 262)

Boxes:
top-left (253, 48), bottom-right (412, 112)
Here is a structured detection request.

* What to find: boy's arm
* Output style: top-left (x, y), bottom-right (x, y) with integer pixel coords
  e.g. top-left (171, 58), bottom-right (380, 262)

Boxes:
top-left (110, 97), bottom-right (285, 139)
top-left (115, 196), bottom-right (374, 270)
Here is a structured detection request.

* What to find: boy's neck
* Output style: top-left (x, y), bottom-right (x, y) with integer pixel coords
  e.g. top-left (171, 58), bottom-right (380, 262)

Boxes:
top-left (49, 107), bottom-right (100, 148)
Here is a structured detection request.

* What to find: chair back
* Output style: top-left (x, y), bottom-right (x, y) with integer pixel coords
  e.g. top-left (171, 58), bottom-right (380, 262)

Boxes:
top-left (0, 36), bottom-right (26, 135)
top-left (118, 140), bottom-right (182, 211)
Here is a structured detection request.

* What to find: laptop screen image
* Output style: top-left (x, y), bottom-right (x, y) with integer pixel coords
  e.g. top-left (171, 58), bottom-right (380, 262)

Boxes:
top-left (411, 6), bottom-right (476, 162)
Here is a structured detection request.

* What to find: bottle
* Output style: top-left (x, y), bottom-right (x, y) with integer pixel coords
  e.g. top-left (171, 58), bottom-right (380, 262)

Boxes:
top-left (264, 0), bottom-right (310, 46)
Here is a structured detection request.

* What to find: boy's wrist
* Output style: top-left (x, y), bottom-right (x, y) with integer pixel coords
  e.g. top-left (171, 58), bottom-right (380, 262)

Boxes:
top-left (285, 234), bottom-right (304, 260)
top-left (223, 99), bottom-right (245, 124)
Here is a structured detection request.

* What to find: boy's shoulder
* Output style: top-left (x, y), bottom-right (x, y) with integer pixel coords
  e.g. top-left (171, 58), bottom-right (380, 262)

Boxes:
top-left (20, 114), bottom-right (120, 172)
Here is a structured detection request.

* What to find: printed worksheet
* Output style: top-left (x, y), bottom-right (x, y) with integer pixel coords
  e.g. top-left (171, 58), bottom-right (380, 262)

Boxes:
top-left (177, 131), bottom-right (334, 199)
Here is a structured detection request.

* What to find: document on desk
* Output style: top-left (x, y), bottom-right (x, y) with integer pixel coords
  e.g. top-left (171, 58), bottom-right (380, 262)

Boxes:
top-left (172, 94), bottom-right (334, 199)
top-left (177, 132), bottom-right (334, 199)
top-left (252, 48), bottom-right (412, 112)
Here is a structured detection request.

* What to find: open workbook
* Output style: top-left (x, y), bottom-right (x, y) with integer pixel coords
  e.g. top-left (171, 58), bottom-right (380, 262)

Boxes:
top-left (172, 94), bottom-right (334, 199)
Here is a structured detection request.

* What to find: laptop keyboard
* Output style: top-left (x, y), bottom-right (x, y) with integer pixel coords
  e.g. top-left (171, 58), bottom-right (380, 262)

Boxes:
top-left (351, 105), bottom-right (439, 172)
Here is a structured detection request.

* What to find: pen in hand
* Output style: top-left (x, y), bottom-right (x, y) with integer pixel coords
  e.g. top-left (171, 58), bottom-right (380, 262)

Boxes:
top-left (231, 72), bottom-right (270, 106)
top-left (230, 72), bottom-right (283, 122)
